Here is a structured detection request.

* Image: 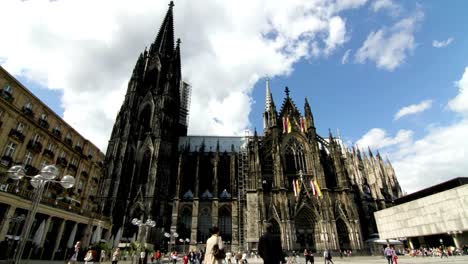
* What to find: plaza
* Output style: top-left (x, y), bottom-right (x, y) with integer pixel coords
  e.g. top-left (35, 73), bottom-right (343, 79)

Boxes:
top-left (1, 256), bottom-right (467, 264)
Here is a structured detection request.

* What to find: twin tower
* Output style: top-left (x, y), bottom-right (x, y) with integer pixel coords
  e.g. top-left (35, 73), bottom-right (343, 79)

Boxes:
top-left (99, 2), bottom-right (402, 252)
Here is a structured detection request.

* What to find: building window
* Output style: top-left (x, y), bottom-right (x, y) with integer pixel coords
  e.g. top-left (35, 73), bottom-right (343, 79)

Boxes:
top-left (47, 143), bottom-right (54, 151)
top-left (24, 151), bottom-right (34, 165)
top-left (59, 151), bottom-right (66, 158)
top-left (40, 113), bottom-right (48, 121)
top-left (24, 102), bottom-right (33, 110)
top-left (71, 158), bottom-right (77, 166)
top-left (33, 133), bottom-right (42, 143)
top-left (16, 122), bottom-right (25, 132)
top-left (3, 84), bottom-right (12, 93)
top-left (4, 142), bottom-right (17, 157)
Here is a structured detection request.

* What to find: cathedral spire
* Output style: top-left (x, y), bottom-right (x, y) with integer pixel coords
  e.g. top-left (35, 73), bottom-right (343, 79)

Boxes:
top-left (151, 1), bottom-right (175, 57)
top-left (265, 77), bottom-right (273, 112)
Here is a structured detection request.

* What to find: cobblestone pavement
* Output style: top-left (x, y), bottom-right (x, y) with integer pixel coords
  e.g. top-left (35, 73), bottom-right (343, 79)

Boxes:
top-left (2, 256), bottom-right (467, 264)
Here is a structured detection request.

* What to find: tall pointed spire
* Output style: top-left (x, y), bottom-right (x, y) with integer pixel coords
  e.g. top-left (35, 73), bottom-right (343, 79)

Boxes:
top-left (151, 1), bottom-right (175, 57)
top-left (265, 77), bottom-right (273, 112)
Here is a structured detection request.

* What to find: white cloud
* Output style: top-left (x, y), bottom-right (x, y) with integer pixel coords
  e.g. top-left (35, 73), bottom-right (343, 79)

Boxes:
top-left (394, 99), bottom-right (432, 120)
top-left (432, 37), bottom-right (454, 48)
top-left (355, 10), bottom-right (423, 71)
top-left (371, 0), bottom-right (401, 15)
top-left (357, 67), bottom-right (468, 194)
top-left (448, 67), bottom-right (468, 116)
top-left (0, 0), bottom-right (370, 151)
top-left (341, 49), bottom-right (351, 64)
top-left (355, 128), bottom-right (413, 149)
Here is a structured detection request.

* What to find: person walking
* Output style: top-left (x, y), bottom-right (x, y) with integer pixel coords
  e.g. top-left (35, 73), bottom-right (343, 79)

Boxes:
top-left (384, 245), bottom-right (393, 264)
top-left (84, 248), bottom-right (97, 264)
top-left (112, 248), bottom-right (121, 264)
top-left (68, 241), bottom-right (82, 264)
top-left (258, 223), bottom-right (284, 264)
top-left (323, 249), bottom-right (333, 264)
top-left (204, 226), bottom-right (225, 264)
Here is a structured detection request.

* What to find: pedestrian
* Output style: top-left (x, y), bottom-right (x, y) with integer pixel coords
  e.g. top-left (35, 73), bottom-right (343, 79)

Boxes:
top-left (226, 251), bottom-right (233, 264)
top-left (384, 245), bottom-right (393, 264)
top-left (171, 251), bottom-right (178, 264)
top-left (84, 248), bottom-right (97, 264)
top-left (391, 247), bottom-right (398, 264)
top-left (323, 249), bottom-right (333, 264)
top-left (68, 241), bottom-right (81, 264)
top-left (184, 253), bottom-right (189, 264)
top-left (112, 248), bottom-right (121, 264)
top-left (204, 226), bottom-right (225, 264)
top-left (258, 223), bottom-right (285, 264)
top-left (155, 250), bottom-right (162, 264)
top-left (140, 250), bottom-right (147, 264)
top-left (304, 249), bottom-right (310, 264)
top-left (241, 252), bottom-right (248, 264)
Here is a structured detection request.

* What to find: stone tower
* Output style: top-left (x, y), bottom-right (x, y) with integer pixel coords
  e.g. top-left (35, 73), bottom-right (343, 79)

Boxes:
top-left (100, 1), bottom-right (190, 239)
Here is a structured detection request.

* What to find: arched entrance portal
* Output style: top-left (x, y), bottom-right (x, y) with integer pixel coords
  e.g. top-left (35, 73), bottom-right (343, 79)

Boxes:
top-left (295, 207), bottom-right (317, 251)
top-left (336, 218), bottom-right (351, 250)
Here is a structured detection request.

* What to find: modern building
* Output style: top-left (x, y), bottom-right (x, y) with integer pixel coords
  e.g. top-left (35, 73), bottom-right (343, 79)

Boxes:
top-left (0, 66), bottom-right (109, 260)
top-left (100, 1), bottom-right (403, 253)
top-left (375, 177), bottom-right (468, 249)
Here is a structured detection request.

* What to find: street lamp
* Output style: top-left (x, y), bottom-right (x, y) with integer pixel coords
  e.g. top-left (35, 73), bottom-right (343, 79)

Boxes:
top-left (132, 218), bottom-right (156, 262)
top-left (179, 238), bottom-right (190, 253)
top-left (164, 231), bottom-right (179, 251)
top-left (7, 164), bottom-right (75, 264)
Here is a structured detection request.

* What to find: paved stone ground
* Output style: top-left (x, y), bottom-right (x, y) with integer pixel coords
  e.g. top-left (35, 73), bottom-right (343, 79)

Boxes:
top-left (2, 256), bottom-right (467, 264)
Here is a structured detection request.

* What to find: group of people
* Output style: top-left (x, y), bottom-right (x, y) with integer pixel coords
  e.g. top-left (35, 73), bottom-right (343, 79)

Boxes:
top-left (67, 241), bottom-right (121, 264)
top-left (383, 245), bottom-right (398, 264)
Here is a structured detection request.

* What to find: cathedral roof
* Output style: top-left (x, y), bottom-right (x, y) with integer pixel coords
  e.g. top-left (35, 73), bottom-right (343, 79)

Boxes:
top-left (179, 136), bottom-right (248, 152)
top-left (279, 86), bottom-right (301, 117)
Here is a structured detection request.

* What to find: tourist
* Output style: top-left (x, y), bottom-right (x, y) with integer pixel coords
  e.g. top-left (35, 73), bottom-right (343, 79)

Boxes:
top-left (84, 248), bottom-right (97, 264)
top-left (391, 246), bottom-right (398, 264)
top-left (171, 251), bottom-right (179, 264)
top-left (155, 250), bottom-right (162, 264)
top-left (205, 226), bottom-right (225, 264)
top-left (140, 250), bottom-right (147, 264)
top-left (226, 251), bottom-right (233, 264)
top-left (384, 245), bottom-right (393, 264)
top-left (323, 249), bottom-right (333, 264)
top-left (112, 248), bottom-right (121, 264)
top-left (258, 223), bottom-right (284, 264)
top-left (68, 241), bottom-right (81, 264)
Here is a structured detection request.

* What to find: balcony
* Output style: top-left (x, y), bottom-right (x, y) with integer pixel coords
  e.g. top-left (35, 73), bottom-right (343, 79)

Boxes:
top-left (8, 129), bottom-right (25, 142)
top-left (74, 145), bottom-right (83, 154)
top-left (56, 157), bottom-right (68, 167)
top-left (26, 140), bottom-right (43, 154)
top-left (43, 149), bottom-right (55, 159)
top-left (24, 164), bottom-right (39, 176)
top-left (52, 128), bottom-right (62, 139)
top-left (68, 163), bottom-right (78, 172)
top-left (38, 118), bottom-right (50, 129)
top-left (0, 155), bottom-right (13, 168)
top-left (65, 138), bottom-right (73, 147)
top-left (0, 90), bottom-right (14, 103)
top-left (22, 107), bottom-right (34, 119)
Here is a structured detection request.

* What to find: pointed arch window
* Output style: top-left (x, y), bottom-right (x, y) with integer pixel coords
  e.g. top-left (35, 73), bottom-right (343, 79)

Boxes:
top-left (197, 208), bottom-right (212, 243)
top-left (284, 138), bottom-right (307, 174)
top-left (218, 207), bottom-right (232, 242)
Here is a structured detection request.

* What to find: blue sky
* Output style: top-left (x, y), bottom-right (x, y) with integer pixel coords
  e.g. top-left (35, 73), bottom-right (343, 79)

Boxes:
top-left (1, 0), bottom-right (467, 193)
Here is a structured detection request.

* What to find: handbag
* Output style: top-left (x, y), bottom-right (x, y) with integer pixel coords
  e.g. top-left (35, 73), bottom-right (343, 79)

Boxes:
top-left (212, 237), bottom-right (226, 260)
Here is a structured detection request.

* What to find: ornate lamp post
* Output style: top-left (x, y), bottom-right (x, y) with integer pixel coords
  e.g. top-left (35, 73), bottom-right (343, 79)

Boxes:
top-left (132, 218), bottom-right (156, 263)
top-left (164, 231), bottom-right (179, 251)
top-left (7, 165), bottom-right (75, 264)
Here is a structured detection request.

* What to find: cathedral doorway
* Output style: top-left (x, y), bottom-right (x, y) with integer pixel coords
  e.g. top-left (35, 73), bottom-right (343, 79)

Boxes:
top-left (219, 207), bottom-right (232, 242)
top-left (294, 207), bottom-right (316, 251)
top-left (177, 207), bottom-right (192, 241)
top-left (268, 219), bottom-right (281, 235)
top-left (336, 218), bottom-right (351, 250)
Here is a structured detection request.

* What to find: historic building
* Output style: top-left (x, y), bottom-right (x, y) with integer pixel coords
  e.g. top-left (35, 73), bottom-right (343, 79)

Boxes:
top-left (0, 66), bottom-right (109, 260)
top-left (101, 1), bottom-right (403, 253)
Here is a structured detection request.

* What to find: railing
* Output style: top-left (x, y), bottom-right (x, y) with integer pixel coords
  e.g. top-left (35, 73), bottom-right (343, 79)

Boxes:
top-left (68, 163), bottom-right (78, 172)
top-left (43, 149), bottom-right (55, 159)
top-left (38, 118), bottom-right (49, 129)
top-left (56, 157), bottom-right (68, 167)
top-left (24, 164), bottom-right (39, 175)
top-left (0, 90), bottom-right (14, 102)
top-left (0, 155), bottom-right (13, 168)
top-left (8, 129), bottom-right (25, 142)
top-left (21, 107), bottom-right (34, 118)
top-left (51, 129), bottom-right (62, 139)
top-left (26, 140), bottom-right (43, 154)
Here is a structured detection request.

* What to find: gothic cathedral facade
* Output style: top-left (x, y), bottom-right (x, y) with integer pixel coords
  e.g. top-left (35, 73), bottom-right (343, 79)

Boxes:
top-left (100, 2), bottom-right (403, 253)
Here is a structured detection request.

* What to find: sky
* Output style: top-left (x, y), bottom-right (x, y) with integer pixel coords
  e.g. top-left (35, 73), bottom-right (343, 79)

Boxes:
top-left (0, 0), bottom-right (467, 194)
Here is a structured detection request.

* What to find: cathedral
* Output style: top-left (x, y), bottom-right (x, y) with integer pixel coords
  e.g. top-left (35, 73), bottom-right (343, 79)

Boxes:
top-left (100, 2), bottom-right (403, 253)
